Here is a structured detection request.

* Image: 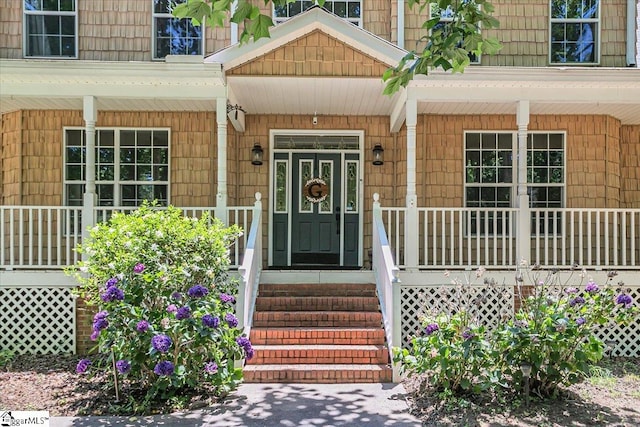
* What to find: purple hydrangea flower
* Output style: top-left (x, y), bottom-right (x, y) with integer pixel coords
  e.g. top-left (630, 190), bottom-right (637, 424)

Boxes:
top-left (236, 336), bottom-right (251, 349)
top-left (245, 347), bottom-right (255, 360)
top-left (187, 285), bottom-right (209, 298)
top-left (616, 294), bottom-right (633, 308)
top-left (564, 287), bottom-right (578, 295)
top-left (90, 330), bottom-right (100, 341)
top-left (136, 320), bottom-right (150, 333)
top-left (171, 292), bottom-right (183, 301)
top-left (93, 311), bottom-right (109, 322)
top-left (204, 362), bottom-right (218, 374)
top-left (154, 360), bottom-right (174, 376)
top-left (220, 293), bottom-right (236, 304)
top-left (133, 263), bottom-right (145, 274)
top-left (101, 286), bottom-right (124, 302)
top-left (202, 314), bottom-right (219, 328)
top-left (462, 329), bottom-right (474, 340)
top-left (116, 360), bottom-right (131, 375)
top-left (151, 334), bottom-right (172, 353)
top-left (585, 282), bottom-right (600, 294)
top-left (225, 313), bottom-right (238, 328)
top-left (569, 296), bottom-right (586, 307)
top-left (176, 306), bottom-right (191, 320)
top-left (93, 317), bottom-right (108, 332)
top-left (76, 358), bottom-right (91, 374)
top-left (166, 304), bottom-right (177, 314)
top-left (424, 323), bottom-right (439, 336)
top-left (105, 277), bottom-right (119, 288)
top-left (576, 317), bottom-right (586, 326)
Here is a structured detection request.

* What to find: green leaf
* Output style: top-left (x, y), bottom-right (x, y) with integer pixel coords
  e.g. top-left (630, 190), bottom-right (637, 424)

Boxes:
top-left (172, 0), bottom-right (212, 26)
top-left (247, 14), bottom-right (274, 42)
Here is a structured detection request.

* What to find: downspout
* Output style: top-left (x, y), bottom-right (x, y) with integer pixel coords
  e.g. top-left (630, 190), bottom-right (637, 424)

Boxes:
top-left (626, 0), bottom-right (637, 66)
top-left (397, 0), bottom-right (405, 49)
top-left (230, 0), bottom-right (238, 44)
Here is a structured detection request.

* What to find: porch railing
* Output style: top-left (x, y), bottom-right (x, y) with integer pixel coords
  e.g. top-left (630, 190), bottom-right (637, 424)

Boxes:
top-left (237, 193), bottom-right (263, 336)
top-left (372, 193), bottom-right (401, 382)
top-left (380, 203), bottom-right (640, 270)
top-left (1, 204), bottom-right (255, 270)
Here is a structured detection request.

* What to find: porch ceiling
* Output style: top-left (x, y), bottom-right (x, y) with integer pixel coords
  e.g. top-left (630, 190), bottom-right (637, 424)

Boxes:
top-left (227, 76), bottom-right (400, 116)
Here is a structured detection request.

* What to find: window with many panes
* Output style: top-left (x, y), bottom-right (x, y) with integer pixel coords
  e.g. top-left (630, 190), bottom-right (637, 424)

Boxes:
top-left (153, 0), bottom-right (203, 59)
top-left (465, 132), bottom-right (565, 234)
top-left (64, 128), bottom-right (170, 209)
top-left (24, 0), bottom-right (77, 58)
top-left (274, 1), bottom-right (362, 26)
top-left (550, 0), bottom-right (599, 64)
top-left (429, 2), bottom-right (480, 64)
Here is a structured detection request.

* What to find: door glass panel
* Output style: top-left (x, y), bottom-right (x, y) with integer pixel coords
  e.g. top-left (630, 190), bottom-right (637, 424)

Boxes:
top-left (299, 160), bottom-right (313, 213)
top-left (346, 160), bottom-right (358, 213)
top-left (319, 160), bottom-right (332, 213)
top-left (275, 160), bottom-right (288, 213)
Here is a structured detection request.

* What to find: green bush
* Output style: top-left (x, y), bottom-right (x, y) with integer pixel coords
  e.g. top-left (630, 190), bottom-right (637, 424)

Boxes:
top-left (394, 267), bottom-right (638, 399)
top-left (67, 204), bottom-right (250, 406)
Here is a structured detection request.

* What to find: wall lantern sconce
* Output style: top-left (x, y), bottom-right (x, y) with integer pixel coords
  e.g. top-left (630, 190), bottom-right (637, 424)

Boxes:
top-left (251, 143), bottom-right (264, 166)
top-left (372, 144), bottom-right (384, 166)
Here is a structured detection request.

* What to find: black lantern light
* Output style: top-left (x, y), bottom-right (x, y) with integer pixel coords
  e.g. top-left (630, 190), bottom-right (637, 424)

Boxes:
top-left (251, 143), bottom-right (264, 165)
top-left (372, 144), bottom-right (384, 166)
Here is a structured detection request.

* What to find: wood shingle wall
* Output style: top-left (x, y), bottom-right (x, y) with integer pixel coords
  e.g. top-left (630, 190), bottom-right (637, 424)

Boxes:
top-left (621, 125), bottom-right (640, 208)
top-left (227, 30), bottom-right (390, 77)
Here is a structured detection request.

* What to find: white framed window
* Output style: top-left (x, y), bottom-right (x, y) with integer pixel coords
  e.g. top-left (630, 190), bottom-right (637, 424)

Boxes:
top-left (152, 0), bottom-right (203, 59)
top-left (429, 2), bottom-right (481, 64)
top-left (23, 0), bottom-right (77, 58)
top-left (464, 131), bottom-right (565, 234)
top-left (550, 0), bottom-right (599, 64)
top-left (274, 1), bottom-right (362, 27)
top-left (64, 128), bottom-right (170, 210)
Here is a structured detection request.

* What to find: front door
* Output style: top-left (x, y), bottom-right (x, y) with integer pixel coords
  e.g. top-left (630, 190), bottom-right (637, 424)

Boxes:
top-left (291, 153), bottom-right (341, 265)
top-left (271, 139), bottom-right (361, 268)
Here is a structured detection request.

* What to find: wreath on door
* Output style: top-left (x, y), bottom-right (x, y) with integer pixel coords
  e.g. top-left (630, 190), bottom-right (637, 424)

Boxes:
top-left (303, 177), bottom-right (329, 203)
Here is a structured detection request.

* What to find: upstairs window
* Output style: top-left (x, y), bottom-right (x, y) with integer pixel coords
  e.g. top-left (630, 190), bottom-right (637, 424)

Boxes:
top-left (429, 2), bottom-right (480, 64)
top-left (274, 1), bottom-right (362, 27)
top-left (153, 0), bottom-right (203, 59)
top-left (550, 0), bottom-right (599, 64)
top-left (24, 0), bottom-right (77, 58)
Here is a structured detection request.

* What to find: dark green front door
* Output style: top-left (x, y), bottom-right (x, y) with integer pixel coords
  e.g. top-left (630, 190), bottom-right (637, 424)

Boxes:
top-left (290, 153), bottom-right (341, 266)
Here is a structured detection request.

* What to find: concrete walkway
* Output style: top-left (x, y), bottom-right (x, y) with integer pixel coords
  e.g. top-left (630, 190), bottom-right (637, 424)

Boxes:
top-left (50, 383), bottom-right (422, 427)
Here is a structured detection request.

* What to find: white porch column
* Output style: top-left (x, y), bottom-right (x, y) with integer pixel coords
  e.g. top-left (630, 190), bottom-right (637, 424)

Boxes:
top-left (82, 96), bottom-right (97, 248)
top-left (215, 96), bottom-right (229, 225)
top-left (516, 100), bottom-right (531, 264)
top-left (405, 97), bottom-right (419, 270)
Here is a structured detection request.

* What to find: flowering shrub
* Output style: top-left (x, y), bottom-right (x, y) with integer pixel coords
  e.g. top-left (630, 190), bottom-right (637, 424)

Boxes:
top-left (68, 204), bottom-right (252, 404)
top-left (394, 265), bottom-right (638, 399)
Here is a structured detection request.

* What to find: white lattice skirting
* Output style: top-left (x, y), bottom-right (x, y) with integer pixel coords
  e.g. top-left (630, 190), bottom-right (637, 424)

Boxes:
top-left (0, 286), bottom-right (76, 354)
top-left (400, 284), bottom-right (640, 357)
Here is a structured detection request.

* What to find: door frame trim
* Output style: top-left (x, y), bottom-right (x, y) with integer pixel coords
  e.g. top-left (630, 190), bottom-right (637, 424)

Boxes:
top-left (268, 129), bottom-right (365, 267)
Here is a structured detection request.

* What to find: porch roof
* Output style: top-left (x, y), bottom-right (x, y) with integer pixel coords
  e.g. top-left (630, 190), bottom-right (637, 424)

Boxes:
top-left (0, 56), bottom-right (225, 114)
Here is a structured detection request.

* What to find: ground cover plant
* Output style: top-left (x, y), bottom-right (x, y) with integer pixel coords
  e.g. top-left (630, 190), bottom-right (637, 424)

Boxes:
top-left (394, 265), bottom-right (639, 411)
top-left (66, 204), bottom-right (251, 414)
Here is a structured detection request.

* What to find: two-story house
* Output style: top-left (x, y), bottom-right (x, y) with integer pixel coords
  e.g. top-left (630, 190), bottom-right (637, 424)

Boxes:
top-left (1, 1), bottom-right (639, 381)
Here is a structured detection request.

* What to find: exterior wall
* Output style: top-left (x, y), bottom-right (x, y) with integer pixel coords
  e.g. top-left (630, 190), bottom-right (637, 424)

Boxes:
top-left (0, 111), bottom-right (22, 204)
top-left (0, 0), bottom-right (230, 61)
top-left (230, 114), bottom-right (397, 265)
top-left (621, 125), bottom-right (640, 208)
top-left (362, 0), bottom-right (391, 41)
top-left (1, 110), bottom-right (218, 208)
top-left (405, 0), bottom-right (629, 67)
top-left (227, 30), bottom-right (390, 77)
top-left (414, 114), bottom-right (624, 209)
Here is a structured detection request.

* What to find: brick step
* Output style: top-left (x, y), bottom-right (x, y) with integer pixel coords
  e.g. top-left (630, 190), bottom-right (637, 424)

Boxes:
top-left (243, 363), bottom-right (393, 383)
top-left (258, 283), bottom-right (377, 298)
top-left (254, 296), bottom-right (380, 312)
top-left (252, 311), bottom-right (382, 328)
top-left (250, 327), bottom-right (386, 345)
top-left (246, 344), bottom-right (389, 365)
